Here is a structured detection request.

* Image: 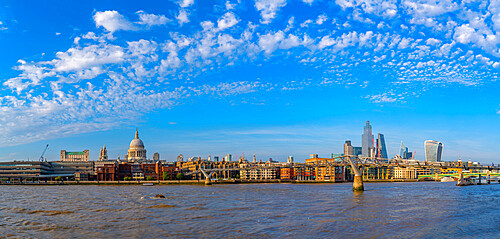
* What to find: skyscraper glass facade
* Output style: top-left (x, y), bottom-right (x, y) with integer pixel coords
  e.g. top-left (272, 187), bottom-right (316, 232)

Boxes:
top-left (362, 121), bottom-right (374, 157)
top-left (425, 140), bottom-right (443, 162)
top-left (399, 141), bottom-right (409, 159)
top-left (376, 133), bottom-right (388, 159)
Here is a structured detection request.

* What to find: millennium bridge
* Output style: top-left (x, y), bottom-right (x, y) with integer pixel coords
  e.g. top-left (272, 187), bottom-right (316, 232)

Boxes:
top-left (186, 155), bottom-right (500, 191)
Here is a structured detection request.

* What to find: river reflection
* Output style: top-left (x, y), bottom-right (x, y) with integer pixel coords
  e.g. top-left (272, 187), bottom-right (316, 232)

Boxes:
top-left (0, 182), bottom-right (499, 238)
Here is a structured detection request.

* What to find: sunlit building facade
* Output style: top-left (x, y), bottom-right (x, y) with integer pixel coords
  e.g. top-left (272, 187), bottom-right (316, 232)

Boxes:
top-left (425, 140), bottom-right (444, 162)
top-left (362, 121), bottom-right (374, 157)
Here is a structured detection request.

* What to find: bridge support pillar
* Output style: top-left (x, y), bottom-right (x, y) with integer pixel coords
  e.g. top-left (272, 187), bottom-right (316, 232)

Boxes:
top-left (353, 175), bottom-right (364, 192)
top-left (346, 156), bottom-right (364, 192)
top-left (205, 178), bottom-right (212, 185)
top-left (200, 168), bottom-right (214, 186)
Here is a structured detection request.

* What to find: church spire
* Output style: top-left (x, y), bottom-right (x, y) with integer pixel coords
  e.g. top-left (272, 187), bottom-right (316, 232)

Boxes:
top-left (135, 128), bottom-right (139, 139)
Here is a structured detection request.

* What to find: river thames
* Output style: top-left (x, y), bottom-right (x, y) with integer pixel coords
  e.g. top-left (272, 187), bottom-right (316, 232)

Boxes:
top-left (1, 182), bottom-right (499, 238)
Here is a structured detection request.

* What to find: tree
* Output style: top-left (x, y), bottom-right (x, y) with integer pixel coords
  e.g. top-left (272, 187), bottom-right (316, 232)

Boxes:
top-left (162, 172), bottom-right (170, 180)
top-left (146, 176), bottom-right (153, 181)
top-left (176, 173), bottom-right (184, 181)
top-left (55, 176), bottom-right (62, 181)
top-left (123, 176), bottom-right (132, 181)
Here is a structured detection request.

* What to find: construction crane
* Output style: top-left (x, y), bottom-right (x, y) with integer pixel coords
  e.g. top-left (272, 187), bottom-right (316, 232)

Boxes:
top-left (39, 144), bottom-right (49, 162)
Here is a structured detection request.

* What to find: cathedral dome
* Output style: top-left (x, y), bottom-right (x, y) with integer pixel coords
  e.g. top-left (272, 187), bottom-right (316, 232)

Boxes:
top-left (130, 138), bottom-right (144, 148)
top-left (129, 129), bottom-right (144, 149)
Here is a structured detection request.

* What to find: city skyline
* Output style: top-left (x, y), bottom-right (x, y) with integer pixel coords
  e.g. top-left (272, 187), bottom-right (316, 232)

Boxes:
top-left (0, 123), bottom-right (470, 163)
top-left (0, 0), bottom-right (499, 163)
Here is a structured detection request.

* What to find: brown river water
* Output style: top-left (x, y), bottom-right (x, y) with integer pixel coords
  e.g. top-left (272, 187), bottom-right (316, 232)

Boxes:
top-left (1, 182), bottom-right (499, 238)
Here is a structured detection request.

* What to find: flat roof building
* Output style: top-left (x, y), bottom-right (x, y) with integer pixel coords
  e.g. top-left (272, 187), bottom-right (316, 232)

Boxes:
top-left (60, 150), bottom-right (90, 161)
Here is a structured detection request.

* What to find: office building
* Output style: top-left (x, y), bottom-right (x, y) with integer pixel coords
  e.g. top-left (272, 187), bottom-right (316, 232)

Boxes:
top-left (425, 140), bottom-right (443, 162)
top-left (362, 121), bottom-right (374, 157)
top-left (344, 140), bottom-right (353, 156)
top-left (376, 133), bottom-right (388, 159)
top-left (399, 141), bottom-right (413, 159)
top-left (353, 147), bottom-right (362, 156)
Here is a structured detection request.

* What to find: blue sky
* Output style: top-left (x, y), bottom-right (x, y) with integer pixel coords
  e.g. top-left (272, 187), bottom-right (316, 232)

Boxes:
top-left (0, 0), bottom-right (499, 163)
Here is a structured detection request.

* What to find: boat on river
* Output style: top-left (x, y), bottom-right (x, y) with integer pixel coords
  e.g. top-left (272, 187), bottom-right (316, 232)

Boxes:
top-left (456, 176), bottom-right (488, 186)
top-left (440, 177), bottom-right (455, 182)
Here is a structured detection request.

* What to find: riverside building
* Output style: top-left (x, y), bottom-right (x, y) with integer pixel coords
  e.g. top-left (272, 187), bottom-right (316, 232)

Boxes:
top-left (60, 150), bottom-right (90, 161)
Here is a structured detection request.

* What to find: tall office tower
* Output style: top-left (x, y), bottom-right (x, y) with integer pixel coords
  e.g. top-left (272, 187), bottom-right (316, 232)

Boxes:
top-left (287, 156), bottom-right (294, 164)
top-left (399, 141), bottom-right (408, 159)
top-left (425, 140), bottom-right (444, 162)
top-left (362, 121), bottom-right (374, 157)
top-left (225, 154), bottom-right (232, 161)
top-left (376, 134), bottom-right (388, 159)
top-left (343, 140), bottom-right (354, 156)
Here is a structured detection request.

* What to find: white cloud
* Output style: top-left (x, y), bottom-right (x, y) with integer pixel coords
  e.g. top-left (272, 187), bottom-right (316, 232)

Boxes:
top-left (225, 1), bottom-right (236, 10)
top-left (217, 12), bottom-right (239, 30)
top-left (403, 0), bottom-right (458, 17)
top-left (318, 35), bottom-right (336, 49)
top-left (300, 19), bottom-right (313, 28)
top-left (335, 0), bottom-right (398, 18)
top-left (258, 31), bottom-right (306, 54)
top-left (3, 60), bottom-right (55, 93)
top-left (368, 93), bottom-right (398, 103)
top-left (136, 11), bottom-right (169, 27)
top-left (454, 24), bottom-right (479, 44)
top-left (302, 0), bottom-right (314, 5)
top-left (425, 38), bottom-right (441, 46)
top-left (176, 10), bottom-right (190, 25)
top-left (52, 44), bottom-right (125, 72)
top-left (179, 0), bottom-right (194, 8)
top-left (255, 0), bottom-right (287, 24)
top-left (398, 38), bottom-right (411, 49)
top-left (316, 14), bottom-right (327, 25)
top-left (93, 10), bottom-right (137, 33)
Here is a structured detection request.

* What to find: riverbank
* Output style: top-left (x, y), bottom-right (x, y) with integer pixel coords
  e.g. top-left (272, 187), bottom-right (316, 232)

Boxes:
top-left (0, 178), bottom-right (425, 185)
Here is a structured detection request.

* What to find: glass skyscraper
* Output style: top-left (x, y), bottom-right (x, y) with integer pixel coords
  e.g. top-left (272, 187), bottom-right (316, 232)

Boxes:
top-left (362, 121), bottom-right (374, 157)
top-left (425, 140), bottom-right (444, 162)
top-left (376, 133), bottom-right (388, 159)
top-left (400, 141), bottom-right (408, 159)
top-left (399, 141), bottom-right (413, 159)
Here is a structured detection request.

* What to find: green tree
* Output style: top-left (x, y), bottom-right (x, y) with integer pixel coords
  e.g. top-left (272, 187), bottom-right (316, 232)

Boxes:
top-left (123, 176), bottom-right (132, 181)
top-left (146, 176), bottom-right (153, 181)
top-left (54, 176), bottom-right (62, 181)
top-left (162, 172), bottom-right (170, 180)
top-left (176, 173), bottom-right (184, 181)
